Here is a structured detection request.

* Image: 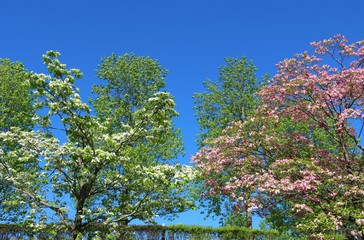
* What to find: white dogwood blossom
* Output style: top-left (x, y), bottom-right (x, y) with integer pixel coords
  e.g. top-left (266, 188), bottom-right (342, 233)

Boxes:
top-left (0, 51), bottom-right (196, 239)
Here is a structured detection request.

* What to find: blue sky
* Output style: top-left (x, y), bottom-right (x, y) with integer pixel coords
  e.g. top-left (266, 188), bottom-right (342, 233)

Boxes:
top-left (1, 0), bottom-right (364, 228)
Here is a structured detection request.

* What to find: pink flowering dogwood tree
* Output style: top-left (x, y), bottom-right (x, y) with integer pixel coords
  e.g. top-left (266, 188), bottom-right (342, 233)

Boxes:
top-left (193, 35), bottom-right (364, 238)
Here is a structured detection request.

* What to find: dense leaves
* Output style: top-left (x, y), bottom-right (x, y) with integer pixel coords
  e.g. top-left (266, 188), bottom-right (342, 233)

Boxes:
top-left (0, 59), bottom-right (35, 223)
top-left (92, 53), bottom-right (184, 163)
top-left (194, 56), bottom-right (264, 147)
top-left (193, 56), bottom-right (265, 227)
top-left (0, 51), bottom-right (195, 239)
top-left (2, 35), bottom-right (364, 239)
top-left (194, 35), bottom-right (364, 239)
top-left (0, 59), bottom-right (34, 131)
top-left (0, 223), bottom-right (279, 240)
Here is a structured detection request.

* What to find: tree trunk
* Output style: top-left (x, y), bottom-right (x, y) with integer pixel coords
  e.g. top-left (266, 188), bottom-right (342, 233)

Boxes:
top-left (72, 215), bottom-right (82, 240)
top-left (246, 209), bottom-right (252, 229)
top-left (245, 195), bottom-right (253, 229)
top-left (72, 198), bottom-right (86, 240)
top-left (72, 230), bottom-right (79, 240)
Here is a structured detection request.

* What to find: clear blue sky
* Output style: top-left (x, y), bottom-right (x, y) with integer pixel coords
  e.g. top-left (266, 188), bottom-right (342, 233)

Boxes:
top-left (1, 0), bottom-right (364, 228)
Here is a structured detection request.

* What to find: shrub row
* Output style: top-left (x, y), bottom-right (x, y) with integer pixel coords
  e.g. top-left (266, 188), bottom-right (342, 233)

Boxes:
top-left (0, 223), bottom-right (71, 239)
top-left (128, 224), bottom-right (279, 240)
top-left (0, 223), bottom-right (279, 239)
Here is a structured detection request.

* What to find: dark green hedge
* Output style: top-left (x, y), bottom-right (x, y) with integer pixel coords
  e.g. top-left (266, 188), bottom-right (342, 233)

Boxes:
top-left (0, 223), bottom-right (71, 239)
top-left (0, 223), bottom-right (279, 239)
top-left (128, 224), bottom-right (279, 240)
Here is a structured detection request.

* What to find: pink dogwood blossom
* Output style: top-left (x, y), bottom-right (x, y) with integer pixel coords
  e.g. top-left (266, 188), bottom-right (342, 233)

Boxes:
top-left (193, 35), bottom-right (364, 238)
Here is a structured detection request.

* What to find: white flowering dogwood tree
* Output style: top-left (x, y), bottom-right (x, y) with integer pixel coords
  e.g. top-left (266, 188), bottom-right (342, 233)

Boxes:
top-left (0, 51), bottom-right (195, 239)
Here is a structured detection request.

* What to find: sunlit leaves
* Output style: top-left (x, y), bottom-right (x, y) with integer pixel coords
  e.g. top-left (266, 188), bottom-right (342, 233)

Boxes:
top-left (0, 51), bottom-right (195, 238)
top-left (194, 35), bottom-right (364, 238)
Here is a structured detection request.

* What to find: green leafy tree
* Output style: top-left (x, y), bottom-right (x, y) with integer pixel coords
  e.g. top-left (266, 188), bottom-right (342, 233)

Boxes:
top-left (222, 212), bottom-right (249, 228)
top-left (193, 56), bottom-right (265, 147)
top-left (193, 56), bottom-right (265, 228)
top-left (0, 59), bottom-right (34, 222)
top-left (0, 59), bottom-right (34, 131)
top-left (0, 51), bottom-right (195, 239)
top-left (92, 53), bottom-right (184, 164)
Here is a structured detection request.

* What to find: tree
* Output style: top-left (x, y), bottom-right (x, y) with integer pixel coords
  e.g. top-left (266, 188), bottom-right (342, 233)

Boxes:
top-left (193, 56), bottom-right (264, 147)
top-left (257, 35), bottom-right (364, 239)
top-left (222, 212), bottom-right (249, 228)
top-left (193, 35), bottom-right (364, 239)
top-left (0, 58), bottom-right (34, 131)
top-left (0, 51), bottom-right (195, 239)
top-left (192, 113), bottom-right (280, 230)
top-left (193, 56), bottom-right (265, 228)
top-left (0, 59), bottom-right (34, 222)
top-left (92, 53), bottom-right (184, 164)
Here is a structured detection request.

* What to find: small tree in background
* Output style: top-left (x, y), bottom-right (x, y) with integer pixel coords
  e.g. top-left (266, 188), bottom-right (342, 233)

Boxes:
top-left (0, 59), bottom-right (35, 223)
top-left (193, 56), bottom-right (266, 228)
top-left (0, 59), bottom-right (34, 131)
top-left (193, 56), bottom-right (264, 147)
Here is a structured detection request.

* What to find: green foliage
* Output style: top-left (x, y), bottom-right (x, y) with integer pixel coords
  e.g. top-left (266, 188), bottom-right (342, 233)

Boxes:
top-left (0, 58), bottom-right (34, 131)
top-left (93, 53), bottom-right (167, 119)
top-left (0, 223), bottom-right (72, 239)
top-left (0, 51), bottom-right (196, 239)
top-left (0, 59), bottom-right (35, 223)
top-left (113, 224), bottom-right (280, 240)
top-left (193, 56), bottom-right (266, 227)
top-left (222, 212), bottom-right (249, 228)
top-left (193, 56), bottom-right (266, 147)
top-left (92, 53), bottom-right (183, 163)
top-left (194, 35), bottom-right (364, 239)
top-left (0, 223), bottom-right (280, 240)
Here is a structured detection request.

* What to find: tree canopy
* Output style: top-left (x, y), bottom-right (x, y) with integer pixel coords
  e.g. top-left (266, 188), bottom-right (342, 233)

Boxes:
top-left (0, 59), bottom-right (35, 223)
top-left (0, 51), bottom-right (195, 239)
top-left (193, 56), bottom-right (265, 228)
top-left (193, 56), bottom-right (264, 147)
top-left (0, 59), bottom-right (34, 131)
top-left (1, 35), bottom-right (364, 239)
top-left (193, 35), bottom-right (364, 239)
